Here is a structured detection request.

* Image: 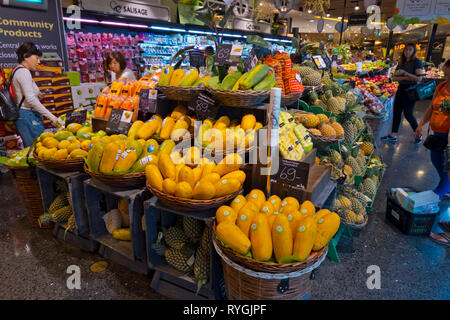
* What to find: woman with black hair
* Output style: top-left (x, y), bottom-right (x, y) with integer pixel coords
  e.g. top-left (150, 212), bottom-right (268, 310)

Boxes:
top-left (104, 51), bottom-right (136, 82)
top-left (382, 43), bottom-right (425, 143)
top-left (11, 42), bottom-right (63, 147)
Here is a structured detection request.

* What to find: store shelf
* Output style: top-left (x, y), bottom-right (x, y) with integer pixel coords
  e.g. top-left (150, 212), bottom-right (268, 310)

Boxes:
top-left (94, 234), bottom-right (134, 261)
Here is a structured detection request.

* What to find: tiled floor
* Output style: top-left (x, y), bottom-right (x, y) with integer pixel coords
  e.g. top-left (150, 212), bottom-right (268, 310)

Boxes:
top-left (0, 100), bottom-right (448, 300)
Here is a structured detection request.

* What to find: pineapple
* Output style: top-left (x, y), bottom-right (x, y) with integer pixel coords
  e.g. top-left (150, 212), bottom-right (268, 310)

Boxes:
top-left (309, 128), bottom-right (322, 136)
top-left (182, 216), bottom-right (204, 242)
top-left (318, 122), bottom-right (337, 139)
top-left (356, 154), bottom-right (366, 169)
top-left (329, 118), bottom-right (344, 138)
top-left (38, 213), bottom-right (53, 228)
top-left (360, 178), bottom-right (377, 198)
top-left (49, 193), bottom-right (69, 215)
top-left (339, 196), bottom-right (352, 210)
top-left (51, 205), bottom-right (73, 224)
top-left (328, 149), bottom-right (342, 166)
top-left (301, 114), bottom-right (320, 128)
top-left (295, 66), bottom-right (315, 77)
top-left (302, 71), bottom-right (322, 86)
top-left (200, 225), bottom-right (211, 252)
top-left (361, 142), bottom-right (374, 156)
top-left (163, 226), bottom-right (190, 250)
top-left (356, 214), bottom-right (366, 224)
top-left (165, 248), bottom-right (194, 272)
top-left (343, 122), bottom-right (356, 144)
top-left (345, 156), bottom-right (362, 176)
top-left (343, 164), bottom-right (353, 177)
top-left (350, 197), bottom-right (365, 215)
top-left (343, 209), bottom-right (358, 223)
top-left (317, 113), bottom-right (329, 123)
top-left (334, 198), bottom-right (343, 211)
top-left (194, 243), bottom-right (210, 294)
top-left (326, 97), bottom-right (344, 114)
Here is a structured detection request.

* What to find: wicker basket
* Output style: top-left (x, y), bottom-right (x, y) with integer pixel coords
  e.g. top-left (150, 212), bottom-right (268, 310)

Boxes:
top-left (84, 164), bottom-right (146, 188)
top-left (213, 222), bottom-right (327, 273)
top-left (147, 182), bottom-right (242, 212)
top-left (34, 153), bottom-right (84, 172)
top-left (341, 212), bottom-right (368, 230)
top-left (206, 87), bottom-right (269, 107)
top-left (213, 235), bottom-right (327, 300)
top-left (289, 110), bottom-right (344, 148)
top-left (280, 92), bottom-right (302, 106)
top-left (6, 165), bottom-right (48, 228)
top-left (156, 84), bottom-right (204, 102)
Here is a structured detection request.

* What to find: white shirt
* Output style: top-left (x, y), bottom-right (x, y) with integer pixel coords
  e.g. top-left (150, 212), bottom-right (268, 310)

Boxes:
top-left (111, 68), bottom-right (136, 82)
top-left (11, 67), bottom-right (57, 122)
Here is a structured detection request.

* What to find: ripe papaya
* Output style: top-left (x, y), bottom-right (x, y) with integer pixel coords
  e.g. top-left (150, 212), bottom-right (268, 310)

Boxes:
top-left (293, 216), bottom-right (317, 261)
top-left (253, 72), bottom-right (277, 91)
top-left (313, 212), bottom-right (340, 251)
top-left (216, 206), bottom-right (237, 224)
top-left (159, 65), bottom-right (173, 86)
top-left (179, 68), bottom-right (199, 86)
top-left (216, 222), bottom-right (251, 255)
top-left (146, 164), bottom-right (163, 191)
top-left (127, 120), bottom-right (144, 140)
top-left (162, 178), bottom-right (177, 195)
top-left (250, 213), bottom-right (272, 261)
top-left (99, 142), bottom-right (121, 173)
top-left (272, 214), bottom-right (293, 263)
top-left (113, 148), bottom-right (138, 172)
top-left (214, 178), bottom-right (241, 198)
top-left (169, 69), bottom-right (186, 86)
top-left (86, 141), bottom-right (105, 172)
top-left (213, 153), bottom-right (243, 177)
top-left (192, 180), bottom-right (216, 200)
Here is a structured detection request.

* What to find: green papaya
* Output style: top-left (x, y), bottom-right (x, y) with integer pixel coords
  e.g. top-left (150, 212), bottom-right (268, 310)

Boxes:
top-left (239, 64), bottom-right (270, 90)
top-left (253, 72), bottom-right (277, 91)
top-left (54, 131), bottom-right (73, 141)
top-left (206, 76), bottom-right (220, 89)
top-left (126, 139), bottom-right (143, 158)
top-left (221, 71), bottom-right (242, 90)
top-left (86, 141), bottom-right (105, 172)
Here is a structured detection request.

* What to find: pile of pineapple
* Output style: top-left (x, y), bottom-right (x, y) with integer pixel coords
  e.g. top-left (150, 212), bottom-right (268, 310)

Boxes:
top-left (334, 187), bottom-right (371, 225)
top-left (38, 180), bottom-right (75, 230)
top-left (152, 216), bottom-right (211, 293)
top-left (292, 65), bottom-right (322, 87)
top-left (308, 82), bottom-right (359, 116)
top-left (293, 112), bottom-right (344, 140)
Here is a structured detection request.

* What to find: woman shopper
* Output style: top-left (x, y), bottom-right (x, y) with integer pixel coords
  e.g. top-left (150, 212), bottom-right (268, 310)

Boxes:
top-left (382, 44), bottom-right (425, 143)
top-left (12, 42), bottom-right (63, 147)
top-left (104, 51), bottom-right (136, 82)
top-left (415, 59), bottom-right (450, 200)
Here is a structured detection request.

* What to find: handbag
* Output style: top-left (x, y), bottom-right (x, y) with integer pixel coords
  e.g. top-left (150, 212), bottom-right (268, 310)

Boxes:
top-left (405, 80), bottom-right (437, 102)
top-left (0, 67), bottom-right (25, 121)
top-left (423, 127), bottom-right (448, 152)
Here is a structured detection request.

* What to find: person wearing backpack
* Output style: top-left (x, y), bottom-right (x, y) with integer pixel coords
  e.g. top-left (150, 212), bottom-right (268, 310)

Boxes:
top-left (10, 42), bottom-right (62, 146)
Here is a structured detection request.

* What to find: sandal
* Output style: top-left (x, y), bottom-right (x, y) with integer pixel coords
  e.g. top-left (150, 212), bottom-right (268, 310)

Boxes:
top-left (438, 222), bottom-right (450, 233)
top-left (429, 233), bottom-right (450, 247)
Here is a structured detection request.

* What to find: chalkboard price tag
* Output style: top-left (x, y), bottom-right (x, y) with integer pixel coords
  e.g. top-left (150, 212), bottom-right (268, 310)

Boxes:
top-left (105, 109), bottom-right (132, 134)
top-left (215, 44), bottom-right (232, 66)
top-left (244, 48), bottom-right (257, 72)
top-left (189, 93), bottom-right (218, 121)
top-left (65, 110), bottom-right (87, 127)
top-left (270, 159), bottom-right (309, 189)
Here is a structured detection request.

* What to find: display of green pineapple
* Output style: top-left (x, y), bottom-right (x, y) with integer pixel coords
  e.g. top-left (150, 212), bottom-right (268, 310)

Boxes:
top-left (343, 121), bottom-right (356, 144)
top-left (348, 189), bottom-right (371, 207)
top-left (350, 197), bottom-right (365, 215)
top-left (165, 247), bottom-right (195, 272)
top-left (359, 178), bottom-right (377, 198)
top-left (38, 213), bottom-right (53, 228)
top-left (200, 225), bottom-right (211, 252)
top-left (49, 193), bottom-right (69, 215)
top-left (356, 154), bottom-right (367, 169)
top-left (182, 216), bottom-right (204, 243)
top-left (345, 156), bottom-right (362, 176)
top-left (338, 195), bottom-right (352, 210)
top-left (194, 242), bottom-right (210, 294)
top-left (329, 149), bottom-right (343, 167)
top-left (163, 226), bottom-right (190, 250)
top-left (51, 205), bottom-right (73, 224)
top-left (303, 71), bottom-right (322, 86)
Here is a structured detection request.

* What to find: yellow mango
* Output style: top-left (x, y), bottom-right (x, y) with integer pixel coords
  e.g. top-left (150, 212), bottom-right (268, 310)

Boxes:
top-left (112, 228), bottom-right (131, 241)
top-left (236, 202), bottom-right (257, 238)
top-left (272, 214), bottom-right (293, 263)
top-left (175, 181), bottom-right (193, 199)
top-left (313, 212), bottom-right (340, 251)
top-left (268, 195), bottom-right (282, 212)
top-left (231, 195), bottom-right (247, 213)
top-left (213, 153), bottom-right (243, 177)
top-left (54, 149), bottom-right (68, 160)
top-left (241, 114), bottom-right (256, 131)
top-left (214, 178), bottom-right (241, 198)
top-left (69, 148), bottom-right (88, 159)
top-left (162, 179), bottom-right (177, 195)
top-left (281, 197), bottom-right (300, 211)
top-left (221, 170), bottom-right (246, 185)
top-left (216, 206), bottom-right (237, 224)
top-left (137, 139), bottom-right (146, 149)
top-left (293, 216), bottom-right (317, 261)
top-left (66, 123), bottom-right (83, 134)
top-left (216, 222), bottom-right (251, 256)
top-left (42, 147), bottom-right (56, 160)
top-left (174, 164), bottom-right (185, 183)
top-left (250, 213), bottom-right (272, 261)
top-left (178, 166), bottom-right (195, 188)
top-left (192, 180), bottom-right (216, 200)
top-left (159, 153), bottom-right (176, 180)
top-left (254, 122), bottom-right (263, 131)
top-left (183, 146), bottom-right (201, 165)
top-left (201, 162), bottom-right (216, 179)
top-left (146, 164), bottom-right (163, 191)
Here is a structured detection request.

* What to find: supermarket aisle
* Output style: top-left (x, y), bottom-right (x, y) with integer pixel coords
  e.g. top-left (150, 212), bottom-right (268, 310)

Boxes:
top-left (0, 100), bottom-right (448, 300)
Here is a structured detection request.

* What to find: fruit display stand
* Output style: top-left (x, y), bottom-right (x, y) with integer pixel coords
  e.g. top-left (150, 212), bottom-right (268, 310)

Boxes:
top-left (84, 178), bottom-right (150, 275)
top-left (144, 197), bottom-right (223, 300)
top-left (36, 165), bottom-right (99, 252)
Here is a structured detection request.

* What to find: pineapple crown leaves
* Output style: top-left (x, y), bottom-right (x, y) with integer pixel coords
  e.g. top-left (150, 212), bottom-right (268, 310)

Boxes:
top-left (55, 179), bottom-right (68, 195)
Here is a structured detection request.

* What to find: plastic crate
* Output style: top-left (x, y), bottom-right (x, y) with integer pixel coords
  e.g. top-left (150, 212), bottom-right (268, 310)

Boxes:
top-left (386, 193), bottom-right (438, 235)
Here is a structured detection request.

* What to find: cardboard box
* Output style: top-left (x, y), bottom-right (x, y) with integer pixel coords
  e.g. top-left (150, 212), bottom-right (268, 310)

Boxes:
top-left (52, 76), bottom-right (70, 86)
top-left (34, 78), bottom-right (53, 87)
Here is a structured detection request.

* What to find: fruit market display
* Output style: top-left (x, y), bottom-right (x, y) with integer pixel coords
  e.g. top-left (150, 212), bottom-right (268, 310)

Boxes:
top-left (292, 65), bottom-right (322, 87)
top-left (308, 83), bottom-right (359, 115)
top-left (104, 198), bottom-right (131, 241)
top-left (159, 65), bottom-right (208, 87)
top-left (0, 147), bottom-right (37, 167)
top-left (347, 75), bottom-right (398, 98)
top-left (340, 60), bottom-right (390, 73)
top-left (215, 190), bottom-right (340, 263)
top-left (426, 68), bottom-right (444, 79)
top-left (278, 111), bottom-right (314, 161)
top-left (206, 64), bottom-right (277, 91)
top-left (35, 124), bottom-right (107, 161)
top-left (94, 74), bottom-right (159, 121)
top-left (291, 111), bottom-right (345, 140)
top-left (152, 216), bottom-right (211, 293)
top-left (146, 151), bottom-right (244, 200)
top-left (353, 87), bottom-right (387, 116)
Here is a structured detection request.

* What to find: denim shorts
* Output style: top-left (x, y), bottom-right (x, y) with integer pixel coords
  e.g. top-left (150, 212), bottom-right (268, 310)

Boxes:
top-left (14, 109), bottom-right (44, 147)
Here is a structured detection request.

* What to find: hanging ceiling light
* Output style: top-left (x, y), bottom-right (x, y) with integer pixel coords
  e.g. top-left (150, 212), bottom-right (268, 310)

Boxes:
top-left (274, 0), bottom-right (299, 17)
top-left (326, 12), bottom-right (330, 17)
top-left (355, 1), bottom-right (360, 10)
top-left (308, 9), bottom-right (312, 13)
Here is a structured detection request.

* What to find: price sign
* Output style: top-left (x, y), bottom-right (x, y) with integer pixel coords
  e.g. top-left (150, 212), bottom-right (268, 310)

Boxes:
top-left (65, 110), bottom-right (87, 127)
top-left (139, 88), bottom-right (158, 114)
top-left (270, 159), bottom-right (309, 190)
top-left (215, 44), bottom-right (232, 66)
top-left (322, 54), bottom-right (332, 70)
top-left (105, 109), bottom-right (132, 135)
top-left (188, 93), bottom-right (218, 121)
top-left (244, 48), bottom-right (258, 73)
top-left (230, 44), bottom-right (244, 66)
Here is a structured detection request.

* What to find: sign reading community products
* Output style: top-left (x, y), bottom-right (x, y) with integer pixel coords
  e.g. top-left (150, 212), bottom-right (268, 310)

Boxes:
top-left (396, 0), bottom-right (450, 21)
top-left (0, 0), bottom-right (67, 69)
